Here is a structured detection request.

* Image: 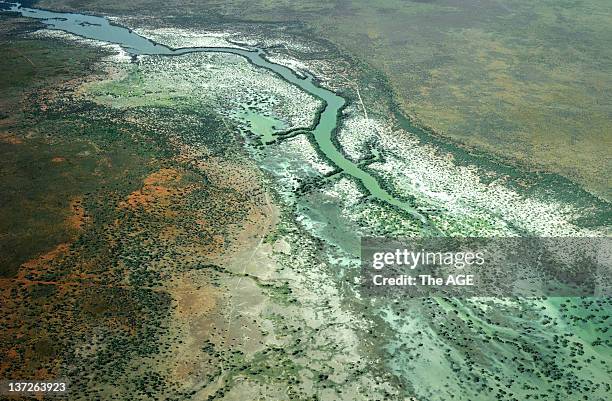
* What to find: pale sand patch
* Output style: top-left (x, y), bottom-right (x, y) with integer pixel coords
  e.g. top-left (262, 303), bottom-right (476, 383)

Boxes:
top-left (0, 132), bottom-right (23, 144)
top-left (20, 243), bottom-right (70, 270)
top-left (119, 167), bottom-right (197, 210)
top-left (68, 197), bottom-right (87, 230)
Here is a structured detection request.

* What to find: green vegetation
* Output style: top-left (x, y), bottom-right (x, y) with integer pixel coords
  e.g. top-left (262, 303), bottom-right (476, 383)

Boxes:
top-left (0, 16), bottom-right (112, 275)
top-left (2, 3), bottom-right (610, 400)
top-left (0, 17), bottom-right (264, 398)
top-left (37, 0), bottom-right (612, 199)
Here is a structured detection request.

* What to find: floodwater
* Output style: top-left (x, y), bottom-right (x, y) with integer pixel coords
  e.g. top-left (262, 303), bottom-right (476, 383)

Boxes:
top-left (4, 1), bottom-right (434, 230)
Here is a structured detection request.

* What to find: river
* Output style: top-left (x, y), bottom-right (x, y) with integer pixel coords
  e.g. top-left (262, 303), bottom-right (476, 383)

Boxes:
top-left (3, 1), bottom-right (434, 230)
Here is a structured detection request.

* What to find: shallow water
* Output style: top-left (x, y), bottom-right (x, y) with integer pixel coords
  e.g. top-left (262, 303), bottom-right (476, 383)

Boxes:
top-left (4, 1), bottom-right (434, 230)
top-left (3, 3), bottom-right (611, 400)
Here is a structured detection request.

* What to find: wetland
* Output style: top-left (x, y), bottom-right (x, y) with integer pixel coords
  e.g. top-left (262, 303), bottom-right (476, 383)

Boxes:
top-left (1, 1), bottom-right (610, 401)
top-left (5, 2), bottom-right (433, 229)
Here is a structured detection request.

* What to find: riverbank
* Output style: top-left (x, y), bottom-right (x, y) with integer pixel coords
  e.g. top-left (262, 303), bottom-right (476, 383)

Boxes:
top-left (0, 11), bottom-right (403, 400)
top-left (1, 4), bottom-right (610, 401)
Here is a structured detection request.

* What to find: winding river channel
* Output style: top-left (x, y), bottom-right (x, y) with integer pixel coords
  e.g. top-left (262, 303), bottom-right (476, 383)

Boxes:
top-left (4, 2), bottom-right (432, 228)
